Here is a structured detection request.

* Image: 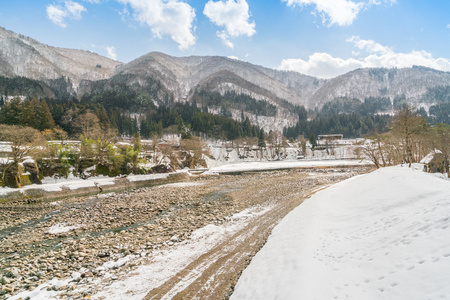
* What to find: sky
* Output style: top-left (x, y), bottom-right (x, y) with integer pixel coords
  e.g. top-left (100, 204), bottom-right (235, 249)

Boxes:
top-left (0, 0), bottom-right (449, 79)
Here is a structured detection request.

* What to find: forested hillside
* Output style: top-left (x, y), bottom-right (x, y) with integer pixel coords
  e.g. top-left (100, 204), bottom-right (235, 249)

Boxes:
top-left (284, 93), bottom-right (450, 139)
top-left (0, 91), bottom-right (260, 141)
top-left (1, 73), bottom-right (449, 141)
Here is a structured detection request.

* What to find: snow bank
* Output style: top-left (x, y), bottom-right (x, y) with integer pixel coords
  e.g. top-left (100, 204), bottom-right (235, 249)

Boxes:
top-left (232, 166), bottom-right (450, 300)
top-left (205, 159), bottom-right (368, 174)
top-left (0, 176), bottom-right (117, 196)
top-left (9, 278), bottom-right (71, 300)
top-left (126, 173), bottom-right (169, 182)
top-left (0, 173), bottom-right (170, 196)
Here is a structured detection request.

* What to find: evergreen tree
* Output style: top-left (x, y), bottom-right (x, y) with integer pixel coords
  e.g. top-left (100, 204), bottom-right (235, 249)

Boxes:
top-left (0, 97), bottom-right (22, 125)
top-left (96, 104), bottom-right (110, 130)
top-left (35, 99), bottom-right (55, 131)
top-left (258, 129), bottom-right (266, 148)
top-left (309, 133), bottom-right (317, 148)
top-left (20, 99), bottom-right (37, 128)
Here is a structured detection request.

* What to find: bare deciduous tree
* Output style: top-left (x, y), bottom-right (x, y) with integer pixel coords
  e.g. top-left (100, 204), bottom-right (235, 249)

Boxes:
top-left (430, 123), bottom-right (450, 175)
top-left (391, 105), bottom-right (428, 167)
top-left (0, 124), bottom-right (43, 187)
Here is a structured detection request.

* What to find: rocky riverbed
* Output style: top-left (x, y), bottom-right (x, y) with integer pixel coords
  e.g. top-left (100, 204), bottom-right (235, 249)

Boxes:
top-left (0, 167), bottom-right (373, 299)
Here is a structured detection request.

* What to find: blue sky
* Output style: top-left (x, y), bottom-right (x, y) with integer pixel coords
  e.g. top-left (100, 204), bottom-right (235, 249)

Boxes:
top-left (0, 0), bottom-right (449, 78)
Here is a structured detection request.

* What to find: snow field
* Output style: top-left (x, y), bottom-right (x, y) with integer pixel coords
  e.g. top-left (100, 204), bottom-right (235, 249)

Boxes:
top-left (232, 165), bottom-right (450, 300)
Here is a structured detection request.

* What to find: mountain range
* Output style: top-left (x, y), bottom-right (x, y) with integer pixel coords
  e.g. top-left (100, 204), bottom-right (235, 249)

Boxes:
top-left (1, 26), bottom-right (449, 130)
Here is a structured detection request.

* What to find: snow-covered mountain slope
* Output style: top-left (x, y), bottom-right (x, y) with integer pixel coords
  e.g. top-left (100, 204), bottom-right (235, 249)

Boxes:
top-left (0, 27), bottom-right (122, 89)
top-left (310, 67), bottom-right (450, 108)
top-left (232, 166), bottom-right (450, 300)
top-left (99, 51), bottom-right (450, 111)
top-left (1, 27), bottom-right (449, 112)
top-left (112, 52), bottom-right (322, 107)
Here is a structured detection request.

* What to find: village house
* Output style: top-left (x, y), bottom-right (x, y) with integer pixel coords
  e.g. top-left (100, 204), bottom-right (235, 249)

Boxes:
top-left (420, 150), bottom-right (448, 173)
top-left (0, 141), bottom-right (12, 159)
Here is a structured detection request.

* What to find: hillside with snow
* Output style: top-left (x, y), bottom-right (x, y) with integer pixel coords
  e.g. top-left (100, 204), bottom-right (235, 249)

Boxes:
top-left (232, 165), bottom-right (450, 300)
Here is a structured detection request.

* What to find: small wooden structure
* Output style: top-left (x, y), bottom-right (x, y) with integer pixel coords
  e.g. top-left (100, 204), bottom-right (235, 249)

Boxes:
top-left (317, 134), bottom-right (343, 141)
top-left (420, 151), bottom-right (447, 173)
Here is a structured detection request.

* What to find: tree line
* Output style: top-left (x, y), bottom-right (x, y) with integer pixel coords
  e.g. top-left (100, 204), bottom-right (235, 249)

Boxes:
top-left (284, 95), bottom-right (449, 140)
top-left (0, 97), bottom-right (261, 141)
top-left (356, 105), bottom-right (449, 174)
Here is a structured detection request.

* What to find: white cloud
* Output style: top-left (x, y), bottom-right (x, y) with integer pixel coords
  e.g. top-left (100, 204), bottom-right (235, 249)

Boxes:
top-left (347, 35), bottom-right (392, 55)
top-left (282, 0), bottom-right (363, 26)
top-left (204, 0), bottom-right (255, 48)
top-left (47, 1), bottom-right (87, 28)
top-left (217, 31), bottom-right (234, 49)
top-left (105, 46), bottom-right (118, 60)
top-left (228, 55), bottom-right (241, 60)
top-left (278, 37), bottom-right (450, 78)
top-left (65, 1), bottom-right (87, 18)
top-left (447, 24), bottom-right (450, 29)
top-left (118, 0), bottom-right (196, 50)
top-left (362, 50), bottom-right (450, 71)
top-left (279, 53), bottom-right (363, 78)
top-left (282, 0), bottom-right (395, 26)
top-left (368, 0), bottom-right (396, 4)
top-left (47, 5), bottom-right (68, 28)
top-left (90, 44), bottom-right (119, 60)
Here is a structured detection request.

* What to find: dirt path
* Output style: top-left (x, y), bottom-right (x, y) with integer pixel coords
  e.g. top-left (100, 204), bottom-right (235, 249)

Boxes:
top-left (144, 171), bottom-right (360, 300)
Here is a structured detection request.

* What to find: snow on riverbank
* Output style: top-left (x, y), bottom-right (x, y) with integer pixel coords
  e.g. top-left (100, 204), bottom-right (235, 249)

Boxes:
top-left (205, 159), bottom-right (369, 174)
top-left (0, 172), bottom-right (173, 196)
top-left (232, 165), bottom-right (450, 300)
top-left (0, 160), bottom-right (368, 197)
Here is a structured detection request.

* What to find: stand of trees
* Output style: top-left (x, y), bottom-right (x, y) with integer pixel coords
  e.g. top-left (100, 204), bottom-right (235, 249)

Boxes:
top-left (191, 90), bottom-right (277, 117)
top-left (356, 105), bottom-right (449, 173)
top-left (0, 97), bottom-right (261, 141)
top-left (284, 111), bottom-right (391, 140)
top-left (284, 93), bottom-right (450, 141)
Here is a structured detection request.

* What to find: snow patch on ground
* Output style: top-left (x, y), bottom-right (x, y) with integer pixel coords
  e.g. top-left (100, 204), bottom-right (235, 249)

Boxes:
top-left (9, 278), bottom-right (71, 300)
top-left (126, 173), bottom-right (169, 182)
top-left (232, 166), bottom-right (450, 300)
top-left (155, 181), bottom-right (203, 188)
top-left (47, 224), bottom-right (80, 234)
top-left (205, 159), bottom-right (369, 174)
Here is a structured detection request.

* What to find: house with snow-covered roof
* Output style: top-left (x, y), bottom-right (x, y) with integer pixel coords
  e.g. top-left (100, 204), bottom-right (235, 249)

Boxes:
top-left (420, 150), bottom-right (447, 173)
top-left (0, 141), bottom-right (12, 159)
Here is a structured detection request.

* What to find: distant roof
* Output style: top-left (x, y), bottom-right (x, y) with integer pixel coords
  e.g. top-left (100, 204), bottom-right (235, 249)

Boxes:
top-left (317, 134), bottom-right (343, 140)
top-left (420, 150), bottom-right (442, 164)
top-left (0, 142), bottom-right (12, 153)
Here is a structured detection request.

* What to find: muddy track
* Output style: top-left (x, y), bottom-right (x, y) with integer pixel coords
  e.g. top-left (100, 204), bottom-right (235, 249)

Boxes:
top-left (144, 180), bottom-right (332, 299)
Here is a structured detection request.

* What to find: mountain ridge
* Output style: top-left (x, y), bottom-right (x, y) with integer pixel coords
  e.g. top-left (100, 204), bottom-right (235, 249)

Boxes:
top-left (1, 27), bottom-right (449, 132)
top-left (0, 27), bottom-right (122, 90)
